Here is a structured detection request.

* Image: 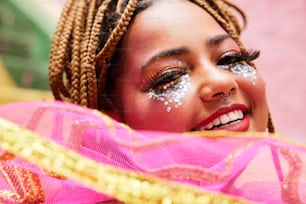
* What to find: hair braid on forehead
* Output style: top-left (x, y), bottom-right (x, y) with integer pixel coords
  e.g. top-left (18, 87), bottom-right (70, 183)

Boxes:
top-left (192, 0), bottom-right (246, 50)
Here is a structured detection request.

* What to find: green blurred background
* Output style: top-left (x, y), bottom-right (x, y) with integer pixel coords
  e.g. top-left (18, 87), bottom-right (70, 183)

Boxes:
top-left (0, 0), bottom-right (63, 90)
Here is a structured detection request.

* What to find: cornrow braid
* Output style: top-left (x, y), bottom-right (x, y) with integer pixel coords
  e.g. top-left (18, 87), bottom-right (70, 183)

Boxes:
top-left (48, 0), bottom-right (274, 132)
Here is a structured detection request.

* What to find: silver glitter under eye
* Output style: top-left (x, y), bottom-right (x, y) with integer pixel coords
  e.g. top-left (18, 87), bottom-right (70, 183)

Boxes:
top-left (147, 74), bottom-right (191, 112)
top-left (221, 63), bottom-right (257, 85)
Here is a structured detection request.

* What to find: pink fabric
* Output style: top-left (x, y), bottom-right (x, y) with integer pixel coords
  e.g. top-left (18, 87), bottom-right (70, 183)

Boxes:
top-left (0, 101), bottom-right (305, 203)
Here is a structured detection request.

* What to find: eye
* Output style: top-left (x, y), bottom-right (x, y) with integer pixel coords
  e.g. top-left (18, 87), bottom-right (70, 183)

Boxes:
top-left (218, 53), bottom-right (241, 65)
top-left (217, 52), bottom-right (244, 70)
top-left (217, 50), bottom-right (260, 70)
top-left (143, 66), bottom-right (190, 93)
top-left (152, 70), bottom-right (185, 90)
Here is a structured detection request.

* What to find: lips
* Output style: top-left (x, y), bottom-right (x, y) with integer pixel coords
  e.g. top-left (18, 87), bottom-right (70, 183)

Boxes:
top-left (193, 104), bottom-right (249, 131)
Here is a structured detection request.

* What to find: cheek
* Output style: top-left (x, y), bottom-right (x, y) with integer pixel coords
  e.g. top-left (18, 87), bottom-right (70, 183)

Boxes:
top-left (124, 96), bottom-right (192, 131)
top-left (249, 73), bottom-right (268, 106)
top-left (237, 72), bottom-right (269, 131)
top-left (233, 65), bottom-right (267, 104)
top-left (122, 76), bottom-right (193, 131)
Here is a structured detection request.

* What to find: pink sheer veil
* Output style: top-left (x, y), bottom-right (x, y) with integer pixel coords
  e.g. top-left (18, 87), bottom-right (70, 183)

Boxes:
top-left (0, 101), bottom-right (305, 203)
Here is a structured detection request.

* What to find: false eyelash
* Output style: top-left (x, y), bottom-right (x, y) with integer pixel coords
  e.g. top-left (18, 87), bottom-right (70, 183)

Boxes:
top-left (142, 66), bottom-right (190, 92)
top-left (217, 49), bottom-right (260, 67)
top-left (145, 70), bottom-right (185, 92)
top-left (241, 49), bottom-right (260, 62)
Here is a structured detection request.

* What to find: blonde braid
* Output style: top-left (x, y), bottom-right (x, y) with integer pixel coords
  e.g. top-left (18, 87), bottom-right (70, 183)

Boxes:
top-left (49, 0), bottom-right (73, 67)
top-left (223, 0), bottom-right (247, 32)
top-left (96, 0), bottom-right (139, 109)
top-left (78, 0), bottom-right (114, 108)
top-left (49, 0), bottom-right (77, 101)
top-left (76, 0), bottom-right (98, 107)
top-left (70, 0), bottom-right (87, 104)
top-left (192, 0), bottom-right (244, 49)
top-left (116, 0), bottom-right (127, 13)
top-left (214, 0), bottom-right (246, 34)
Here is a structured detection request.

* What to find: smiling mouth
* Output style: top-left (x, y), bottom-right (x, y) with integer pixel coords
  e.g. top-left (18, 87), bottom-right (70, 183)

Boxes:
top-left (193, 110), bottom-right (245, 131)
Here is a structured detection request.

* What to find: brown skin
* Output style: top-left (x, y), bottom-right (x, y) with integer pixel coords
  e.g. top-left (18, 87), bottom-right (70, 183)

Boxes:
top-left (111, 0), bottom-right (269, 132)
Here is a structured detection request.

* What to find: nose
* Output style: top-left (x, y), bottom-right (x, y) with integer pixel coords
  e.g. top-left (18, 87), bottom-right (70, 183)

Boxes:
top-left (198, 64), bottom-right (238, 102)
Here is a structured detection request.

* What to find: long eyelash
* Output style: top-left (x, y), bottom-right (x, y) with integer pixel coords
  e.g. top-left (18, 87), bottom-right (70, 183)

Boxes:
top-left (150, 70), bottom-right (185, 89)
top-left (142, 66), bottom-right (189, 91)
top-left (241, 49), bottom-right (260, 62)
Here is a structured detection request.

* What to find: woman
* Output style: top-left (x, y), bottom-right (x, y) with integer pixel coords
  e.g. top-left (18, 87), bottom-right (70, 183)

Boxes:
top-left (0, 0), bottom-right (305, 203)
top-left (48, 0), bottom-right (274, 133)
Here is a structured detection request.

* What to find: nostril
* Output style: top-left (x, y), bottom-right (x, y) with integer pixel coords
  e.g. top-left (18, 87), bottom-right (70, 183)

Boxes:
top-left (230, 87), bottom-right (236, 93)
top-left (212, 87), bottom-right (236, 100)
top-left (212, 92), bottom-right (223, 98)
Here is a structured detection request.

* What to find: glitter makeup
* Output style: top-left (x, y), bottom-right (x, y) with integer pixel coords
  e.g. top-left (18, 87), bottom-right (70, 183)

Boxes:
top-left (218, 49), bottom-right (259, 85)
top-left (147, 74), bottom-right (191, 112)
top-left (229, 64), bottom-right (257, 85)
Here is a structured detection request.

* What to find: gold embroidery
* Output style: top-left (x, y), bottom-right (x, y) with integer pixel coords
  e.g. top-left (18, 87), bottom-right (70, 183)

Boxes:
top-left (0, 162), bottom-right (45, 203)
top-left (0, 151), bottom-right (15, 161)
top-left (43, 169), bottom-right (67, 180)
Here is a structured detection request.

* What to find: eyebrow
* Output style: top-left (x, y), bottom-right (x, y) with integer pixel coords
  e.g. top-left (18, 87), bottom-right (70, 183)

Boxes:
top-left (141, 47), bottom-right (189, 71)
top-left (141, 34), bottom-right (233, 71)
top-left (207, 34), bottom-right (233, 47)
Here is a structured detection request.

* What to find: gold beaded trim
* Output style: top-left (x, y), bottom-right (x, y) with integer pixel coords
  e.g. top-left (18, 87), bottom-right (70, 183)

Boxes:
top-left (0, 117), bottom-right (252, 204)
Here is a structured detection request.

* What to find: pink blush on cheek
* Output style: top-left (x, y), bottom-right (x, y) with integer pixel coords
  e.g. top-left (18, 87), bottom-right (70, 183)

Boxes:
top-left (147, 75), bottom-right (191, 112)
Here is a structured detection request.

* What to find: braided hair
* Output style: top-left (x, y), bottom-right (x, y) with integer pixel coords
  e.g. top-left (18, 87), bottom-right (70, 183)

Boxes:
top-left (48, 0), bottom-right (275, 133)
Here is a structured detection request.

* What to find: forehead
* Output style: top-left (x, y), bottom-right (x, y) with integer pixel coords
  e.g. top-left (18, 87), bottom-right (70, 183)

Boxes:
top-left (136, 0), bottom-right (219, 29)
top-left (119, 0), bottom-right (226, 66)
top-left (124, 0), bottom-right (225, 46)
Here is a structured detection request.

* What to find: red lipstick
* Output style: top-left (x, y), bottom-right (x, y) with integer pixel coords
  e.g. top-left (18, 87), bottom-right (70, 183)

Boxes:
top-left (194, 104), bottom-right (249, 131)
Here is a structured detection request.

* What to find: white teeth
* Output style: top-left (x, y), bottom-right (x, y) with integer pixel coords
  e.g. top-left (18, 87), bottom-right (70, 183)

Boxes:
top-left (205, 122), bottom-right (213, 130)
top-left (213, 118), bottom-right (220, 126)
top-left (198, 110), bottom-right (244, 130)
top-left (238, 110), bottom-right (244, 119)
top-left (220, 114), bottom-right (230, 124)
top-left (228, 111), bottom-right (236, 120)
top-left (234, 110), bottom-right (244, 119)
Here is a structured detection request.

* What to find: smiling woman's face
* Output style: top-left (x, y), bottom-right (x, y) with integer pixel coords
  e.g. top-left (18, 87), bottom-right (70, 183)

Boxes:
top-left (112, 0), bottom-right (269, 132)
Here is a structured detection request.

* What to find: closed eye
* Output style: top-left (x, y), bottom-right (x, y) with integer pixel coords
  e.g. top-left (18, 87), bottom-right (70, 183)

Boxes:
top-left (217, 49), bottom-right (260, 70)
